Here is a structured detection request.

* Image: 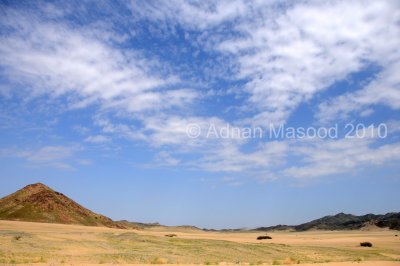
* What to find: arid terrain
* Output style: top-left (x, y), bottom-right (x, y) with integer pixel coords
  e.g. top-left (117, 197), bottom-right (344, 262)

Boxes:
top-left (2, 0), bottom-right (400, 264)
top-left (0, 184), bottom-right (399, 265)
top-left (0, 220), bottom-right (399, 265)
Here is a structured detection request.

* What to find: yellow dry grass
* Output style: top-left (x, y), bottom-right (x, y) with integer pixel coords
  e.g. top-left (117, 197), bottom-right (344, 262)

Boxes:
top-left (0, 220), bottom-right (399, 265)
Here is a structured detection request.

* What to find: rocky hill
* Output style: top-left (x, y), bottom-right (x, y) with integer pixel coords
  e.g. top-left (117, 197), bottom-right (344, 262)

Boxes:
top-left (1, 183), bottom-right (398, 231)
top-left (0, 183), bottom-right (124, 228)
top-left (256, 212), bottom-right (400, 231)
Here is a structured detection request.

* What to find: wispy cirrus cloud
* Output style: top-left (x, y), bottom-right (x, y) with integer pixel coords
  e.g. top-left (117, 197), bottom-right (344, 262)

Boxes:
top-left (217, 0), bottom-right (400, 125)
top-left (317, 61), bottom-right (400, 123)
top-left (0, 7), bottom-right (197, 115)
top-left (129, 0), bottom-right (400, 126)
top-left (1, 0), bottom-right (399, 183)
top-left (84, 135), bottom-right (111, 144)
top-left (0, 145), bottom-right (82, 169)
top-left (130, 0), bottom-right (251, 29)
top-left (285, 135), bottom-right (400, 179)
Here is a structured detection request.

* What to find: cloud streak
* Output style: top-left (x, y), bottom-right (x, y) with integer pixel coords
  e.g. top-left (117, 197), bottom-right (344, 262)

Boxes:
top-left (0, 7), bottom-right (197, 115)
top-left (218, 0), bottom-right (400, 125)
top-left (0, 1), bottom-right (399, 182)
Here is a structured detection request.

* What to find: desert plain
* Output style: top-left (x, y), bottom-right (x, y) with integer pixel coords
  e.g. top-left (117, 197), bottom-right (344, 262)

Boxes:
top-left (0, 220), bottom-right (399, 266)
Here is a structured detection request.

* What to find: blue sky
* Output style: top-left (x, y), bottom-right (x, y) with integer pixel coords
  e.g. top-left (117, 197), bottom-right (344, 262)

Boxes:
top-left (0, 0), bottom-right (399, 229)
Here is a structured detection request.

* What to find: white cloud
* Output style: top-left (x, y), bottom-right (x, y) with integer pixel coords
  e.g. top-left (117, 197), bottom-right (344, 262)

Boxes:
top-left (0, 8), bottom-right (196, 115)
top-left (76, 159), bottom-right (92, 166)
top-left (94, 117), bottom-right (148, 142)
top-left (20, 146), bottom-right (74, 163)
top-left (104, 89), bottom-right (199, 113)
top-left (155, 151), bottom-right (180, 166)
top-left (130, 0), bottom-right (251, 29)
top-left (73, 125), bottom-right (90, 135)
top-left (96, 115), bottom-right (245, 149)
top-left (1, 1), bottom-right (399, 182)
top-left (84, 135), bottom-right (111, 144)
top-left (142, 116), bottom-right (232, 147)
top-left (284, 133), bottom-right (400, 179)
top-left (132, 0), bottom-right (400, 181)
top-left (130, 0), bottom-right (400, 126)
top-left (221, 176), bottom-right (244, 187)
top-left (387, 120), bottom-right (400, 135)
top-left (5, 145), bottom-right (81, 169)
top-left (195, 141), bottom-right (287, 174)
top-left (317, 61), bottom-right (400, 123)
top-left (95, 114), bottom-right (288, 177)
top-left (94, 113), bottom-right (400, 181)
top-left (217, 0), bottom-right (400, 125)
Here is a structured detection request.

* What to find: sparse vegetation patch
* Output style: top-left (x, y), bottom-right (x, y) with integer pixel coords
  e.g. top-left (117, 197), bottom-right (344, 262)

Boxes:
top-left (257, 235), bottom-right (272, 240)
top-left (360, 242), bottom-right (373, 247)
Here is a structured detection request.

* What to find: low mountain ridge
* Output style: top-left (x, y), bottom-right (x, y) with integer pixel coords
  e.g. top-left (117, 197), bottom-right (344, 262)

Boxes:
top-left (1, 183), bottom-right (399, 231)
top-left (256, 212), bottom-right (400, 231)
top-left (0, 183), bottom-right (123, 228)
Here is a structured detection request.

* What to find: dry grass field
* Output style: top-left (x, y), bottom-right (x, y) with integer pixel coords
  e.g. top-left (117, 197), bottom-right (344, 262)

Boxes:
top-left (0, 220), bottom-right (399, 266)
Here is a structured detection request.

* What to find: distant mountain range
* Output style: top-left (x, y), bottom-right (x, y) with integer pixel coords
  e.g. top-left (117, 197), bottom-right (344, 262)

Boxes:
top-left (0, 183), bottom-right (399, 231)
top-left (256, 212), bottom-right (400, 231)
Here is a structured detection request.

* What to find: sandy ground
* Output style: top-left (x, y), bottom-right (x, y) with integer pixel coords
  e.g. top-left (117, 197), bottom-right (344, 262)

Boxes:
top-left (134, 225), bottom-right (400, 251)
top-left (2, 261), bottom-right (400, 266)
top-left (1, 220), bottom-right (399, 265)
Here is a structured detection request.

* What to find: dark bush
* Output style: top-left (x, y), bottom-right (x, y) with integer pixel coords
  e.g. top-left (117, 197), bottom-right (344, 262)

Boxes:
top-left (257, 235), bottom-right (272, 240)
top-left (165, 234), bottom-right (177, 237)
top-left (14, 235), bottom-right (22, 240)
top-left (360, 242), bottom-right (372, 247)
